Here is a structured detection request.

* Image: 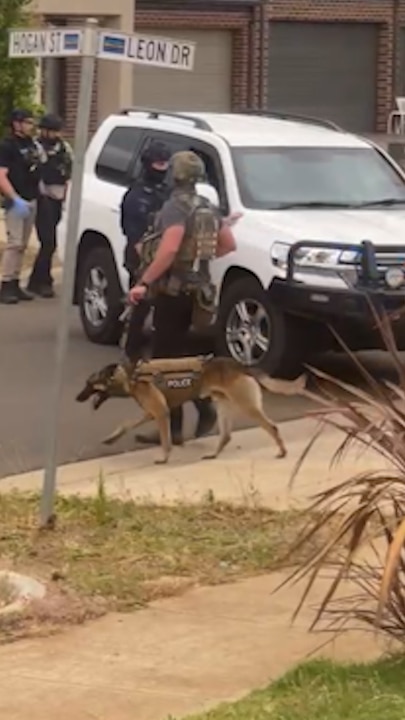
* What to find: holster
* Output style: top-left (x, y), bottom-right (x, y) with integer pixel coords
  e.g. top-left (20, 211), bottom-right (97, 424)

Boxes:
top-left (191, 282), bottom-right (217, 330)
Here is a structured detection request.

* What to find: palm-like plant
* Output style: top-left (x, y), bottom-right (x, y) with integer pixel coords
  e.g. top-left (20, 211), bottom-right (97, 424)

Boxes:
top-left (280, 305), bottom-right (405, 641)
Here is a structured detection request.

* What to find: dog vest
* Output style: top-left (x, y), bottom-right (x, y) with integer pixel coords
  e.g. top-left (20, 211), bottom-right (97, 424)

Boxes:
top-left (128, 356), bottom-right (211, 407)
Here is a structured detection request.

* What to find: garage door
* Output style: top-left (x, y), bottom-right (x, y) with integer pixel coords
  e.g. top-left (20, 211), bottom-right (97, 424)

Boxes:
top-left (267, 22), bottom-right (378, 133)
top-left (132, 28), bottom-right (232, 112)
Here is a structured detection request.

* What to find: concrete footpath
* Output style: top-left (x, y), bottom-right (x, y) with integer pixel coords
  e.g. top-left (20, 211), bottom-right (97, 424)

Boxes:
top-left (0, 572), bottom-right (389, 720)
top-left (1, 416), bottom-right (391, 509)
top-left (0, 417), bottom-right (393, 720)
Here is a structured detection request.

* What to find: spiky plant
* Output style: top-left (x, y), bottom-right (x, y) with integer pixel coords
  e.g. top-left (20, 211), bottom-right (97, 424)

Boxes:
top-left (279, 304), bottom-right (405, 642)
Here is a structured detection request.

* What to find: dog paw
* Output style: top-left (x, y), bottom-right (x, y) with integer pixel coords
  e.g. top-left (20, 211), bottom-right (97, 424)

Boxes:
top-left (201, 453), bottom-right (217, 461)
top-left (276, 449), bottom-right (287, 459)
top-left (154, 457), bottom-right (168, 465)
top-left (102, 434), bottom-right (118, 446)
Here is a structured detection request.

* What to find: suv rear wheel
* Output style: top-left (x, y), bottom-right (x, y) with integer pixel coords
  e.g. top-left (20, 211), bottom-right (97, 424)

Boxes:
top-left (217, 277), bottom-right (304, 378)
top-left (77, 245), bottom-right (123, 345)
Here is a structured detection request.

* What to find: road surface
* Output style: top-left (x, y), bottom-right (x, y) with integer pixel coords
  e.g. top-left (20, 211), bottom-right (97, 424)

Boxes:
top-left (0, 294), bottom-right (400, 478)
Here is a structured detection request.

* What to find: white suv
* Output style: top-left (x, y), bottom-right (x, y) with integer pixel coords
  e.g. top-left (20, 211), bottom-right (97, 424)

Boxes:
top-left (57, 108), bottom-right (405, 377)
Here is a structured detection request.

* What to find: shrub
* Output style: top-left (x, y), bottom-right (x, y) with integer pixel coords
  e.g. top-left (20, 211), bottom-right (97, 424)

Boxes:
top-left (0, 0), bottom-right (42, 138)
top-left (280, 305), bottom-right (405, 642)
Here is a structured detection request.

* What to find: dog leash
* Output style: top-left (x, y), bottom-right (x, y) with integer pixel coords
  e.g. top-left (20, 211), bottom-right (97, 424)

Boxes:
top-left (118, 299), bottom-right (133, 362)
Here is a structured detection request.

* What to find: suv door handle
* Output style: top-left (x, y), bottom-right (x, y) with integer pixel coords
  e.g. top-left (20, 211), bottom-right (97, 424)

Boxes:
top-left (110, 208), bottom-right (119, 214)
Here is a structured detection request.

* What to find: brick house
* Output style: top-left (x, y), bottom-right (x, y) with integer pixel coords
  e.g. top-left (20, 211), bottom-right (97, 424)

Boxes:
top-left (34, 0), bottom-right (405, 135)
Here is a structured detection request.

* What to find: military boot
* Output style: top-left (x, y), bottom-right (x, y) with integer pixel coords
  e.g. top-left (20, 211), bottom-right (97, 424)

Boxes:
top-left (13, 280), bottom-right (34, 301)
top-left (193, 398), bottom-right (217, 438)
top-left (136, 406), bottom-right (184, 446)
top-left (0, 281), bottom-right (19, 304)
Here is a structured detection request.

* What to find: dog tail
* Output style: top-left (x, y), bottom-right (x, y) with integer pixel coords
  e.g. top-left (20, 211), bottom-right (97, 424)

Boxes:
top-left (252, 370), bottom-right (308, 396)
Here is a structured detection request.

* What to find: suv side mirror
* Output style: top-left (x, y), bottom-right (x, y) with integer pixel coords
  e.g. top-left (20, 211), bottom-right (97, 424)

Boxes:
top-left (196, 182), bottom-right (220, 208)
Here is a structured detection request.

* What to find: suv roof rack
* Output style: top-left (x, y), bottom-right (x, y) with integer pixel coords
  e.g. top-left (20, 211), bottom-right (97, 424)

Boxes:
top-left (119, 106), bottom-right (212, 131)
top-left (240, 109), bottom-right (343, 132)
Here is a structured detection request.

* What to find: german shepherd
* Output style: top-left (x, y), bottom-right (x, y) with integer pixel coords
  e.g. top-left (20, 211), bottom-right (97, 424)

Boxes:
top-left (76, 356), bottom-right (307, 464)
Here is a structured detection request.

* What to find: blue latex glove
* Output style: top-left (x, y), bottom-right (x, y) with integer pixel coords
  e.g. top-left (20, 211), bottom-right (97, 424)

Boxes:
top-left (10, 197), bottom-right (30, 219)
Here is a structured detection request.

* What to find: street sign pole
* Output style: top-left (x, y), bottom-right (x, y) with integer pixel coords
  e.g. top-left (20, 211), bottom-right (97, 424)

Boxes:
top-left (8, 20), bottom-right (196, 527)
top-left (39, 18), bottom-right (98, 527)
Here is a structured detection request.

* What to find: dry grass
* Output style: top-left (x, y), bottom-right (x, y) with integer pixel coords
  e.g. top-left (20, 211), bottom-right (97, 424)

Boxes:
top-left (0, 576), bottom-right (17, 608)
top-left (0, 485), bottom-right (335, 644)
top-left (279, 305), bottom-right (405, 641)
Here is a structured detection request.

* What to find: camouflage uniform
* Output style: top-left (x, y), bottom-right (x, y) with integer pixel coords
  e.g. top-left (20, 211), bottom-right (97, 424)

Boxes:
top-left (135, 150), bottom-right (220, 445)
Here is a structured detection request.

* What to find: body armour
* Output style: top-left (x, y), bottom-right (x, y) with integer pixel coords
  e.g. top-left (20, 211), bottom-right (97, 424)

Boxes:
top-left (40, 139), bottom-right (73, 187)
top-left (139, 190), bottom-right (220, 292)
top-left (138, 189), bottom-right (220, 329)
top-left (173, 191), bottom-right (220, 270)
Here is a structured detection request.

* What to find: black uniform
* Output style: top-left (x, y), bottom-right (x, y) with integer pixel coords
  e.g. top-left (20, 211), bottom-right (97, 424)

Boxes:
top-left (121, 176), bottom-right (168, 287)
top-left (28, 114), bottom-right (73, 297)
top-left (0, 134), bottom-right (41, 203)
top-left (0, 109), bottom-right (43, 303)
top-left (120, 141), bottom-right (170, 360)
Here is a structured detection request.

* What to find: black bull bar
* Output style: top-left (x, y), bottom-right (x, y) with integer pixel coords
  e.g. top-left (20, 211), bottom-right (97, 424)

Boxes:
top-left (285, 239), bottom-right (405, 289)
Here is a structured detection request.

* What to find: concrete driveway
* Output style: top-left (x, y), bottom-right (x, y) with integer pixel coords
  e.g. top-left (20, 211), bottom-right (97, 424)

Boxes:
top-left (0, 293), bottom-right (400, 479)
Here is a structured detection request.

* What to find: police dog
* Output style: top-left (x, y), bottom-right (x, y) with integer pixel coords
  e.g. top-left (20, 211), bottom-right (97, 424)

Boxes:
top-left (76, 356), bottom-right (307, 464)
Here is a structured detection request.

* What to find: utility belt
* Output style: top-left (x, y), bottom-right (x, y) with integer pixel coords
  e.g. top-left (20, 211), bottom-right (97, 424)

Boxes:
top-left (152, 269), bottom-right (218, 330)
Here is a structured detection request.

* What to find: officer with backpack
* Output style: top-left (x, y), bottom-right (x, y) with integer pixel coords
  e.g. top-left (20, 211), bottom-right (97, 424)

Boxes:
top-left (120, 140), bottom-right (171, 359)
top-left (122, 144), bottom-right (220, 443)
top-left (128, 150), bottom-right (237, 446)
top-left (0, 109), bottom-right (45, 304)
top-left (121, 141), bottom-right (170, 288)
top-left (27, 114), bottom-right (73, 298)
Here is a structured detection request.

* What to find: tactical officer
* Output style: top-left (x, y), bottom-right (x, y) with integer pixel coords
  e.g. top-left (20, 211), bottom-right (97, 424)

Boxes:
top-left (120, 141), bottom-right (171, 360)
top-left (122, 144), bottom-right (219, 444)
top-left (0, 109), bottom-right (44, 304)
top-left (27, 114), bottom-right (73, 298)
top-left (129, 151), bottom-right (237, 446)
top-left (121, 141), bottom-right (170, 287)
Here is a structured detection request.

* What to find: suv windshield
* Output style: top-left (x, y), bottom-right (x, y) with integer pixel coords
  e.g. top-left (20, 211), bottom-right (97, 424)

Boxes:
top-left (232, 146), bottom-right (405, 210)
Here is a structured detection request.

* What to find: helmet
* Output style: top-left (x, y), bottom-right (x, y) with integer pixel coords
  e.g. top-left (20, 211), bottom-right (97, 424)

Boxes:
top-left (10, 108), bottom-right (33, 124)
top-left (171, 151), bottom-right (205, 184)
top-left (38, 113), bottom-right (63, 131)
top-left (141, 141), bottom-right (171, 168)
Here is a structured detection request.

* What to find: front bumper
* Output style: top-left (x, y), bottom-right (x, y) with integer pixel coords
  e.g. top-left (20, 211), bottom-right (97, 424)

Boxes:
top-left (268, 278), bottom-right (405, 320)
top-left (268, 240), bottom-right (405, 348)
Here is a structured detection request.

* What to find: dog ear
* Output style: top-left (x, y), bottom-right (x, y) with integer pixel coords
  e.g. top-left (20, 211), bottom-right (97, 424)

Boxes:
top-left (101, 363), bottom-right (118, 380)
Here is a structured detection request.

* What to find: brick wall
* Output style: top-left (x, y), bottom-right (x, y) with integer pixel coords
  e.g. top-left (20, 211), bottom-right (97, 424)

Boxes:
top-left (56, 16), bottom-right (99, 138)
top-left (394, 0), bottom-right (405, 98)
top-left (54, 1), bottom-right (401, 136)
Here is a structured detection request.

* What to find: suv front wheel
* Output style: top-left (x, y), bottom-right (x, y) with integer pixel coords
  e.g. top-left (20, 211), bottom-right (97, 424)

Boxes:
top-left (77, 245), bottom-right (123, 345)
top-left (216, 277), bottom-right (304, 378)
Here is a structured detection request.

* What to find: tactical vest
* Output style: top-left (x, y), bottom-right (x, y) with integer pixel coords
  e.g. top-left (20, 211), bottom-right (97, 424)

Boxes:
top-left (173, 192), bottom-right (220, 273)
top-left (125, 356), bottom-right (209, 409)
top-left (139, 191), bottom-right (220, 293)
top-left (41, 140), bottom-right (73, 186)
top-left (19, 138), bottom-right (46, 174)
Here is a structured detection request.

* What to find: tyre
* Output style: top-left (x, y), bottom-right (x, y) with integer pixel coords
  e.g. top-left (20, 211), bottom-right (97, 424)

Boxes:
top-left (216, 276), bottom-right (304, 378)
top-left (77, 245), bottom-right (123, 345)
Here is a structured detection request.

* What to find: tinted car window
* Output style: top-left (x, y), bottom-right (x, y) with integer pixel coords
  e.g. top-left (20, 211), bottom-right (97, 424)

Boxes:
top-left (96, 127), bottom-right (144, 185)
top-left (130, 130), bottom-right (190, 181)
top-left (232, 146), bottom-right (405, 210)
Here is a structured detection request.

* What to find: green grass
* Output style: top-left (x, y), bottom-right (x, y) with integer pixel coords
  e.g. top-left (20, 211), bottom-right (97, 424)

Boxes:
top-left (0, 489), bottom-right (321, 613)
top-left (178, 656), bottom-right (405, 720)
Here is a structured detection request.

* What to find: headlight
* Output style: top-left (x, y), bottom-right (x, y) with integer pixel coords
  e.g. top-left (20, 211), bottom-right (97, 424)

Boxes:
top-left (271, 242), bottom-right (359, 270)
top-left (271, 242), bottom-right (290, 268)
